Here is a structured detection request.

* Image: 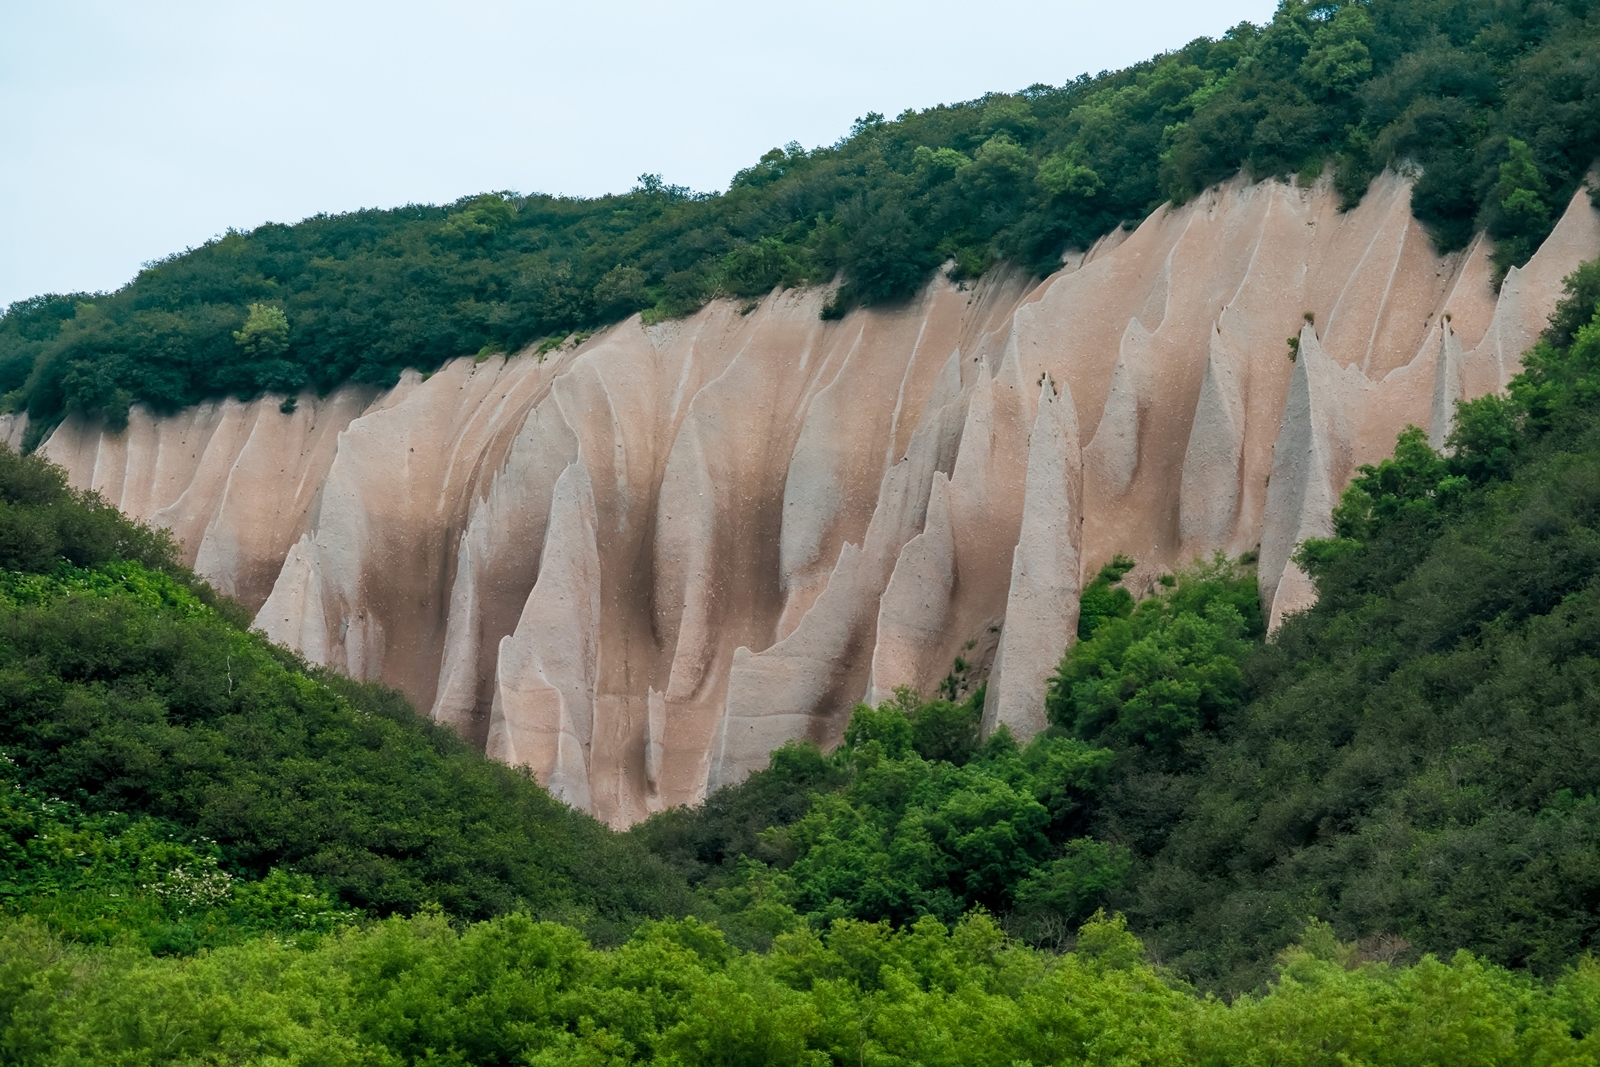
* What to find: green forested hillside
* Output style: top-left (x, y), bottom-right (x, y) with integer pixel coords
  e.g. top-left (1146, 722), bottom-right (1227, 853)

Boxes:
top-left (2, 0), bottom-right (1596, 442)
top-left (1, 267), bottom-right (1599, 1059)
top-left (1105, 258), bottom-right (1600, 988)
top-left (0, 451), bottom-right (689, 944)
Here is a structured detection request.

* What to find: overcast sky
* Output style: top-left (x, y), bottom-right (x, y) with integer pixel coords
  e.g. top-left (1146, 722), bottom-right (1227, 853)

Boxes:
top-left (0, 0), bottom-right (1278, 308)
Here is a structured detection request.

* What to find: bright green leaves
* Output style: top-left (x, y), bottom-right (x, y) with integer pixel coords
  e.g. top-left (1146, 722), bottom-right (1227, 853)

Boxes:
top-left (1013, 843), bottom-right (1132, 930)
top-left (1036, 149), bottom-right (1103, 199)
top-left (1542, 258), bottom-right (1600, 352)
top-left (1496, 138), bottom-right (1553, 230)
top-left (6, 906), bottom-right (1597, 1066)
top-left (1326, 425), bottom-right (1462, 544)
top-left (0, 768), bottom-right (355, 953)
top-left (843, 685), bottom-right (981, 766)
top-left (1050, 555), bottom-right (1261, 756)
top-left (956, 134), bottom-right (1032, 197)
top-left (911, 144), bottom-right (967, 184)
top-left (840, 699), bottom-right (915, 759)
top-left (231, 302), bottom-right (289, 359)
top-left (725, 687), bottom-right (1116, 929)
top-left (230, 302), bottom-right (305, 398)
top-left (440, 193), bottom-right (515, 241)
top-left (1489, 137), bottom-right (1556, 275)
top-left (1503, 263), bottom-right (1600, 442)
top-left (1300, 2), bottom-right (1375, 99)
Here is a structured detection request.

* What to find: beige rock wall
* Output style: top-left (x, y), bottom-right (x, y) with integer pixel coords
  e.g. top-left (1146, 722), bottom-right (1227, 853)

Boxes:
top-left (39, 172), bottom-right (1600, 826)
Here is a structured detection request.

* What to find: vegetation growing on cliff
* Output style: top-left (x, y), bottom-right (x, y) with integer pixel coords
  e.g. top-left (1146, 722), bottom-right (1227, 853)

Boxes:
top-left (1101, 258), bottom-right (1600, 988)
top-left (635, 258), bottom-right (1600, 995)
top-left (2, 0), bottom-right (1596, 440)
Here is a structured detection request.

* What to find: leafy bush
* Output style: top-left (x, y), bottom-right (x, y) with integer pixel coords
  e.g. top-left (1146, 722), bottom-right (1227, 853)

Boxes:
top-left (640, 684), bottom-right (1121, 935)
top-left (1076, 554), bottom-right (1137, 639)
top-left (0, 766), bottom-right (354, 953)
top-left (1051, 555), bottom-right (1262, 757)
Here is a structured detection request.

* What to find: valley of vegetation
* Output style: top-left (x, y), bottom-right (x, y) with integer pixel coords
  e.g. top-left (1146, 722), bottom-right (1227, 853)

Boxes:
top-left (3, 0), bottom-right (1600, 1058)
top-left (0, 256), bottom-right (1598, 1060)
top-left (0, 0), bottom-right (1596, 445)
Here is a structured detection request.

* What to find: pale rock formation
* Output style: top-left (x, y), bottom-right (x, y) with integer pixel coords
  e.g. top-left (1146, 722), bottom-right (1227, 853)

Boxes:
top-left (1178, 320), bottom-right (1247, 552)
top-left (0, 415), bottom-right (29, 452)
top-left (983, 373), bottom-right (1082, 739)
top-left (486, 457), bottom-right (602, 810)
top-left (1257, 325), bottom-right (1367, 629)
top-left (42, 391), bottom-right (372, 607)
top-left (37, 172), bottom-right (1600, 825)
top-left (867, 473), bottom-right (956, 707)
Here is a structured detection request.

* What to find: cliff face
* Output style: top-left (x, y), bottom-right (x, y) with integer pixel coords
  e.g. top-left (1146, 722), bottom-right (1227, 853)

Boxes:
top-left (34, 173), bottom-right (1600, 827)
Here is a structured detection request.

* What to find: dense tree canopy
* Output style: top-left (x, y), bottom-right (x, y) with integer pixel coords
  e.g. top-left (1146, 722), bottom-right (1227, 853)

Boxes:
top-left (2, 0), bottom-right (1596, 441)
top-left (7, 910), bottom-right (1600, 1065)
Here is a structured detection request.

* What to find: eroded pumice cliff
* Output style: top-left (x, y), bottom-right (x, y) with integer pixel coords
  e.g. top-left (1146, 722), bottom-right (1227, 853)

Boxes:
top-left (29, 173), bottom-right (1600, 826)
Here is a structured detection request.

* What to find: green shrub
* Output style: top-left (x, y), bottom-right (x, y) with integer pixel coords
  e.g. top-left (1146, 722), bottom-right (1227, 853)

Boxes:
top-left (1050, 555), bottom-right (1261, 756)
top-left (1, 908), bottom-right (1595, 1066)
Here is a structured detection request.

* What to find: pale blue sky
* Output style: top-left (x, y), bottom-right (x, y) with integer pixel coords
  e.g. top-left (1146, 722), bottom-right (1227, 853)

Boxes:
top-left (0, 0), bottom-right (1278, 308)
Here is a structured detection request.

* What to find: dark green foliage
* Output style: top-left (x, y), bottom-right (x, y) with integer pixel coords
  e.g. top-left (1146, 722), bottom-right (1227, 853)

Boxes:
top-left (1544, 257), bottom-right (1600, 350)
top-left (842, 684), bottom-right (986, 766)
top-left (1012, 839), bottom-right (1133, 937)
top-left (0, 445), bottom-right (184, 579)
top-left (905, 685), bottom-right (986, 765)
top-left (0, 446), bottom-right (690, 938)
top-left (766, 724), bottom-right (1115, 927)
top-left (0, 565), bottom-right (689, 931)
top-left (1096, 261), bottom-right (1600, 990)
top-left (0, 768), bottom-right (355, 953)
top-left (1076, 554), bottom-right (1137, 638)
top-left (639, 684), bottom-right (1122, 936)
top-left (627, 740), bottom-right (848, 890)
top-left (4, 0), bottom-right (1595, 435)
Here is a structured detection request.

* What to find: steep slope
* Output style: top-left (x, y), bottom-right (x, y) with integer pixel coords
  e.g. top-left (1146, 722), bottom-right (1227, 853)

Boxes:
top-left (29, 172), bottom-right (1600, 826)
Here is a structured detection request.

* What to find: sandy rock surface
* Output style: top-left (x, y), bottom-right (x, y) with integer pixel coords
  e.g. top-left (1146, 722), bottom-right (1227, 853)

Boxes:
top-left (40, 173), bottom-right (1600, 826)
